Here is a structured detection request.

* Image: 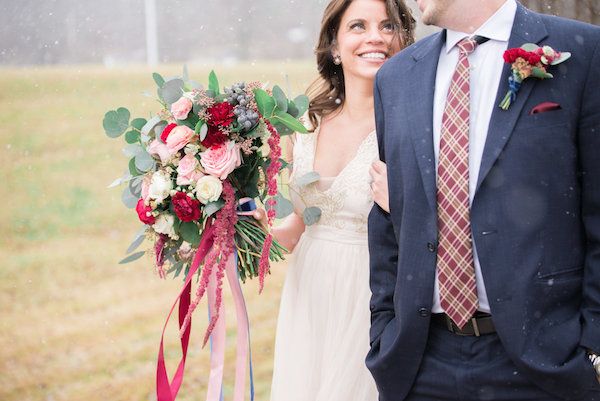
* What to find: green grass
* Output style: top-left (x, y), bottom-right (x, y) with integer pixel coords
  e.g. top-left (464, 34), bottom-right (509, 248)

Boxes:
top-left (0, 62), bottom-right (316, 401)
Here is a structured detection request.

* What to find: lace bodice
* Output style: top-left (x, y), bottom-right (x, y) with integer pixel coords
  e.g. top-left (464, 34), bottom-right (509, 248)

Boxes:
top-left (289, 129), bottom-right (378, 234)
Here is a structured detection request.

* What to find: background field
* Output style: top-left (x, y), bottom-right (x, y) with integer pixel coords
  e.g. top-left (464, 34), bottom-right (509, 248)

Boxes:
top-left (0, 62), bottom-right (316, 401)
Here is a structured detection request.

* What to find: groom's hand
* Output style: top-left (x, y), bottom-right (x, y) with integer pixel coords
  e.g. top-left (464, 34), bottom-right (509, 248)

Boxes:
top-left (370, 160), bottom-right (390, 213)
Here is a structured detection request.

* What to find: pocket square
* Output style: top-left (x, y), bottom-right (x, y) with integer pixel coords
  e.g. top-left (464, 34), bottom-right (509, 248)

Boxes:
top-left (529, 101), bottom-right (561, 115)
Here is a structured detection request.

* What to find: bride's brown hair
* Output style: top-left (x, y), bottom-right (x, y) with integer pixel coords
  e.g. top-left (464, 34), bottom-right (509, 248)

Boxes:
top-left (306, 0), bottom-right (416, 131)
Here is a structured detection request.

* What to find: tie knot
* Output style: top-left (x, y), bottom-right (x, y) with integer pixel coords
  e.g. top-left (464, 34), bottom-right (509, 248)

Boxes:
top-left (456, 37), bottom-right (478, 56)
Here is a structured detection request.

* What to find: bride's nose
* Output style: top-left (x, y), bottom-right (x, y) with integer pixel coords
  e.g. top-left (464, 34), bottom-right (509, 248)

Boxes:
top-left (365, 26), bottom-right (385, 44)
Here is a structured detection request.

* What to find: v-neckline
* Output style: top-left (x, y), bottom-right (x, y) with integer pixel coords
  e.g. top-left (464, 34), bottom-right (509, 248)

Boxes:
top-left (310, 126), bottom-right (376, 184)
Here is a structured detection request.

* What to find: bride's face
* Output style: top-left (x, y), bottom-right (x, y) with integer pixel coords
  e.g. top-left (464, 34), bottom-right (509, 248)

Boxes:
top-left (334, 0), bottom-right (400, 83)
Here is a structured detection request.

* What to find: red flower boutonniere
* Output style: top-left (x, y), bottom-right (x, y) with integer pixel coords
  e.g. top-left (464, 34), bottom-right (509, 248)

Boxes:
top-left (499, 43), bottom-right (571, 110)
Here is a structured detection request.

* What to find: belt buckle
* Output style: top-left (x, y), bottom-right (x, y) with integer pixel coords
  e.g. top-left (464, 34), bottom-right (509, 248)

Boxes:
top-left (445, 315), bottom-right (480, 336)
top-left (471, 316), bottom-right (481, 337)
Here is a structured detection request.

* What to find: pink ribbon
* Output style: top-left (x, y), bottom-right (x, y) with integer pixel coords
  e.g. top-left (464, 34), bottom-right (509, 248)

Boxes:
top-left (156, 223), bottom-right (215, 401)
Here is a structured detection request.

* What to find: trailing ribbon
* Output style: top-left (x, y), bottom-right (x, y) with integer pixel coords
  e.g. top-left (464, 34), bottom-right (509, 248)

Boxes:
top-left (156, 198), bottom-right (257, 401)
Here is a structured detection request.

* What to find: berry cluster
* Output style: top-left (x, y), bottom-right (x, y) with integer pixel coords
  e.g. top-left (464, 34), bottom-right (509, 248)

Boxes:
top-left (224, 82), bottom-right (260, 131)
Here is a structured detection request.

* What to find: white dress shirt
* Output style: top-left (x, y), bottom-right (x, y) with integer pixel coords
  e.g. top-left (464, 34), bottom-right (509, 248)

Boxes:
top-left (432, 0), bottom-right (517, 314)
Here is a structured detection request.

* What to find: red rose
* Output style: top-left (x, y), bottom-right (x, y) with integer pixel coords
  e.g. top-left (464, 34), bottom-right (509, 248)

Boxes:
top-left (207, 102), bottom-right (235, 127)
top-left (160, 123), bottom-right (178, 143)
top-left (136, 198), bottom-right (156, 225)
top-left (201, 124), bottom-right (229, 148)
top-left (172, 191), bottom-right (201, 222)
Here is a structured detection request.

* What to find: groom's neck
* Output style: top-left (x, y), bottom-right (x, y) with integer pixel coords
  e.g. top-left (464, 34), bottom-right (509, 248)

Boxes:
top-left (438, 0), bottom-right (507, 34)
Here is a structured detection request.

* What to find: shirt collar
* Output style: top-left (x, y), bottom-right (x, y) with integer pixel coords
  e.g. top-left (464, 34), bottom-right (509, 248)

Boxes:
top-left (445, 0), bottom-right (517, 53)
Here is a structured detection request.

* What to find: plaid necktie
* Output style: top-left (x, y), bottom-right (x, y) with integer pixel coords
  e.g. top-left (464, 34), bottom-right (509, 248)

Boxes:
top-left (436, 37), bottom-right (479, 329)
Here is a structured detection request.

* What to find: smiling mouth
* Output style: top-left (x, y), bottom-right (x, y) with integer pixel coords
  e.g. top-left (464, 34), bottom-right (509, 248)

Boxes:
top-left (359, 52), bottom-right (388, 60)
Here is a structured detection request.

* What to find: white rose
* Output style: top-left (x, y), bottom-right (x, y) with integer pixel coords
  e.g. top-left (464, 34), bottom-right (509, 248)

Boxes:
top-left (148, 170), bottom-right (173, 204)
top-left (195, 175), bottom-right (223, 204)
top-left (153, 213), bottom-right (176, 238)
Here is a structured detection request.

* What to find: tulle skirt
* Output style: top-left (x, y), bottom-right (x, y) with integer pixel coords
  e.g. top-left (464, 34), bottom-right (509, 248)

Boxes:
top-left (270, 225), bottom-right (378, 401)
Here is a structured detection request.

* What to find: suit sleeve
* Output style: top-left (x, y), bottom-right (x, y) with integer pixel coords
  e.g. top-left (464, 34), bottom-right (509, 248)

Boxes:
top-left (579, 33), bottom-right (600, 354)
top-left (368, 76), bottom-right (399, 346)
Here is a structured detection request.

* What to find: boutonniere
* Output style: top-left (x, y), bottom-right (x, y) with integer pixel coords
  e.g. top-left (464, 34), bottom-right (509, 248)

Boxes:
top-left (499, 43), bottom-right (571, 110)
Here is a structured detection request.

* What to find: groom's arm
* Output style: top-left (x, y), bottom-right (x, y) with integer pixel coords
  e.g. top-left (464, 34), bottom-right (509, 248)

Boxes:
top-left (579, 34), bottom-right (600, 354)
top-left (368, 77), bottom-right (399, 346)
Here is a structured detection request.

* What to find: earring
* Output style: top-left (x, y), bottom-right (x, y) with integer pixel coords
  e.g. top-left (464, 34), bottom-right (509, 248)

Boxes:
top-left (333, 55), bottom-right (342, 65)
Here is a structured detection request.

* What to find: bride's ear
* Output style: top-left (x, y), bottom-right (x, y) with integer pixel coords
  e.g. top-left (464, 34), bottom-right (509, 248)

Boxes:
top-left (331, 40), bottom-right (342, 65)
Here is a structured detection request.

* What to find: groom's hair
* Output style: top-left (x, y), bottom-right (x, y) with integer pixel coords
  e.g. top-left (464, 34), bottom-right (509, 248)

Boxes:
top-left (306, 0), bottom-right (416, 131)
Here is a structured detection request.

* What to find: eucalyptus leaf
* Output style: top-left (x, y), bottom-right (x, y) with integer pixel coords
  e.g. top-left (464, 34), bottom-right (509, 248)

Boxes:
top-left (520, 43), bottom-right (538, 52)
top-left (208, 70), bottom-right (220, 95)
top-left (128, 176), bottom-right (143, 197)
top-left (272, 193), bottom-right (294, 218)
top-left (119, 251), bottom-right (146, 264)
top-left (531, 67), bottom-right (553, 79)
top-left (131, 118), bottom-right (147, 131)
top-left (296, 171), bottom-right (320, 187)
top-left (153, 72), bottom-right (165, 88)
top-left (133, 225), bottom-right (149, 240)
top-left (272, 85), bottom-right (288, 113)
top-left (107, 170), bottom-right (133, 189)
top-left (253, 89), bottom-right (276, 118)
top-left (103, 107), bottom-right (130, 138)
top-left (121, 185), bottom-right (139, 209)
top-left (179, 222), bottom-right (201, 246)
top-left (194, 120), bottom-right (208, 141)
top-left (128, 158), bottom-right (142, 176)
top-left (126, 234), bottom-right (146, 254)
top-left (287, 100), bottom-right (299, 118)
top-left (125, 130), bottom-right (141, 144)
top-left (134, 151), bottom-right (155, 172)
top-left (273, 110), bottom-right (307, 133)
top-left (204, 199), bottom-right (225, 217)
top-left (551, 52), bottom-right (571, 65)
top-left (293, 95), bottom-right (309, 116)
top-left (159, 78), bottom-right (185, 104)
top-left (141, 116), bottom-right (163, 136)
top-left (302, 206), bottom-right (322, 226)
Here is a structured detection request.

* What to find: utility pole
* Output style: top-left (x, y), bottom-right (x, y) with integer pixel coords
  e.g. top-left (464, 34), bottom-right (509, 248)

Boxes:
top-left (144, 0), bottom-right (159, 66)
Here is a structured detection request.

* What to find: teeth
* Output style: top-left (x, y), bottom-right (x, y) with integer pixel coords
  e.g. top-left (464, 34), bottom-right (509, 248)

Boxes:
top-left (360, 52), bottom-right (386, 59)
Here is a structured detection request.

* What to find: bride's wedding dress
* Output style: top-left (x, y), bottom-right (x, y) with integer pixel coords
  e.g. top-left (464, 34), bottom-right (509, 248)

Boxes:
top-left (270, 128), bottom-right (379, 401)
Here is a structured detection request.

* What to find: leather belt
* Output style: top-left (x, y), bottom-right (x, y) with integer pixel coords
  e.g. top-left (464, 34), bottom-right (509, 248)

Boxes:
top-left (431, 312), bottom-right (496, 336)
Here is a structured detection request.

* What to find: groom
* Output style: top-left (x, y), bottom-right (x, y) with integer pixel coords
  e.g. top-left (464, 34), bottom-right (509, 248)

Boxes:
top-left (367, 0), bottom-right (600, 400)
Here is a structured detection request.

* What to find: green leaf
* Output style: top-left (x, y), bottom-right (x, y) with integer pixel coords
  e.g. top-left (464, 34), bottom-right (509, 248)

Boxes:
top-left (122, 143), bottom-right (144, 157)
top-left (204, 199), bottom-right (225, 217)
top-left (179, 222), bottom-right (201, 246)
top-left (125, 130), bottom-right (141, 144)
top-left (302, 206), bottom-right (322, 226)
top-left (126, 234), bottom-right (146, 254)
top-left (128, 158), bottom-right (142, 176)
top-left (531, 67), bottom-right (553, 79)
top-left (103, 107), bottom-right (130, 138)
top-left (159, 78), bottom-right (185, 104)
top-left (253, 89), bottom-right (276, 118)
top-left (121, 185), bottom-right (139, 209)
top-left (293, 95), bottom-right (309, 116)
top-left (272, 193), bottom-right (294, 218)
top-left (287, 100), bottom-right (299, 118)
top-left (272, 85), bottom-right (288, 113)
top-left (273, 110), bottom-right (307, 133)
top-left (153, 72), bottom-right (165, 88)
top-left (119, 251), bottom-right (146, 264)
top-left (195, 120), bottom-right (208, 141)
top-left (551, 51), bottom-right (571, 65)
top-left (128, 176), bottom-right (143, 197)
top-left (296, 171), bottom-right (320, 187)
top-left (140, 116), bottom-right (162, 137)
top-left (135, 151), bottom-right (155, 172)
top-left (131, 118), bottom-right (147, 131)
top-left (520, 43), bottom-right (538, 52)
top-left (208, 70), bottom-right (220, 95)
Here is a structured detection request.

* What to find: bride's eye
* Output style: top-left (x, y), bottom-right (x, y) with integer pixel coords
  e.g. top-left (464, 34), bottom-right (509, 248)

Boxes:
top-left (349, 22), bottom-right (365, 31)
top-left (381, 22), bottom-right (396, 33)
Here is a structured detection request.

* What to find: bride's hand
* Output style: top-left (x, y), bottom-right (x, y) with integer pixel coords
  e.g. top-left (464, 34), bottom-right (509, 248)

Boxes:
top-left (252, 207), bottom-right (269, 230)
top-left (370, 160), bottom-right (390, 213)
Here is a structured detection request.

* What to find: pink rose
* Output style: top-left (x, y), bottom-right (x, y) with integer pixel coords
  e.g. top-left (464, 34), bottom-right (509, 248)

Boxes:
top-left (199, 141), bottom-right (241, 180)
top-left (166, 125), bottom-right (195, 154)
top-left (170, 97), bottom-right (193, 120)
top-left (176, 154), bottom-right (204, 186)
top-left (141, 174), bottom-right (152, 202)
top-left (148, 139), bottom-right (172, 163)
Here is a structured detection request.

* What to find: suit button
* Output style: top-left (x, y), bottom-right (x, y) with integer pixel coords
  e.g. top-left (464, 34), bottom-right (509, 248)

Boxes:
top-left (427, 242), bottom-right (436, 252)
top-left (419, 308), bottom-right (430, 317)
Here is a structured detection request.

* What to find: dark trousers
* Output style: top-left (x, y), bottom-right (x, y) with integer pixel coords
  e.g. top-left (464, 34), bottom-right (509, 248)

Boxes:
top-left (404, 320), bottom-right (599, 401)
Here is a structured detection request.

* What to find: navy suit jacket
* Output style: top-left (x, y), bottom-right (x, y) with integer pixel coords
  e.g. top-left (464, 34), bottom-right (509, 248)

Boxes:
top-left (367, 4), bottom-right (600, 400)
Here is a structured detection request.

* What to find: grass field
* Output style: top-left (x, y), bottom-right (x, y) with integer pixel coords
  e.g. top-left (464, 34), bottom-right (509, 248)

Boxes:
top-left (0, 62), bottom-right (317, 401)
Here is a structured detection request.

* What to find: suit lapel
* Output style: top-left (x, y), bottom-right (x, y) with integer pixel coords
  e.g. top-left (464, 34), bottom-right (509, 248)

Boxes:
top-left (406, 32), bottom-right (446, 214)
top-left (475, 4), bottom-right (548, 193)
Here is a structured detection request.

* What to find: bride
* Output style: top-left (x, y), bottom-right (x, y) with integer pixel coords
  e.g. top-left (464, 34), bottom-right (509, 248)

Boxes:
top-left (262, 0), bottom-right (415, 399)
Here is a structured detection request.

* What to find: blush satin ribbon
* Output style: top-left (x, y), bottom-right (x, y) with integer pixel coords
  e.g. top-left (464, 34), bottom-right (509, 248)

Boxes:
top-left (157, 198), bottom-right (257, 401)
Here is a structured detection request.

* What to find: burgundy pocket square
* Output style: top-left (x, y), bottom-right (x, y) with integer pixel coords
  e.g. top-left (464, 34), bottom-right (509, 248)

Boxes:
top-left (529, 101), bottom-right (561, 115)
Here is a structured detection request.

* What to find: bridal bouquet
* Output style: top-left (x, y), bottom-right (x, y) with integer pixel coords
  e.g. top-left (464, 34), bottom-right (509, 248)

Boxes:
top-left (103, 69), bottom-right (307, 401)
